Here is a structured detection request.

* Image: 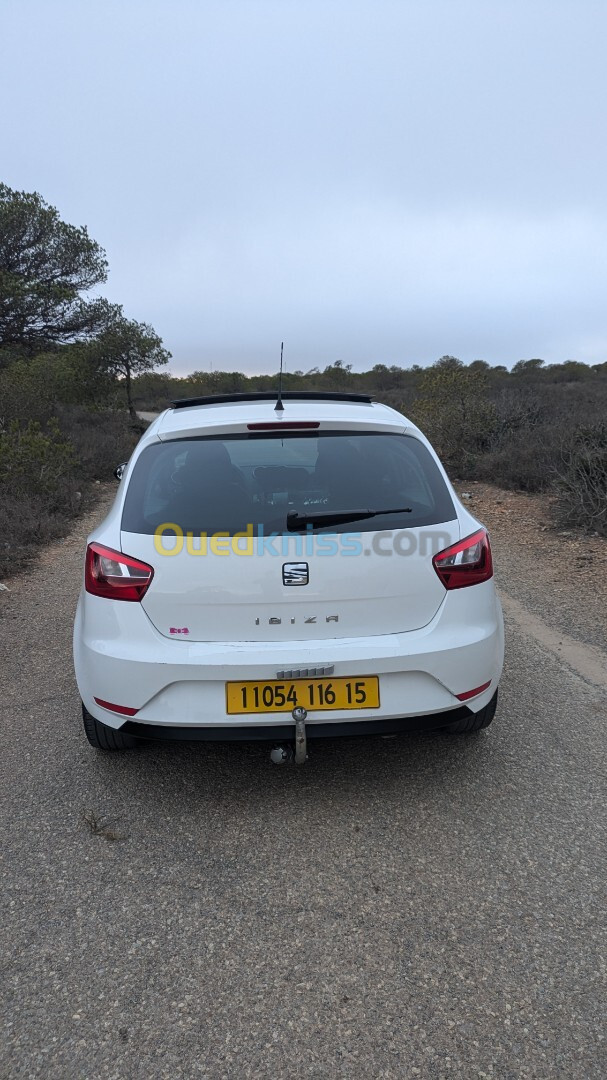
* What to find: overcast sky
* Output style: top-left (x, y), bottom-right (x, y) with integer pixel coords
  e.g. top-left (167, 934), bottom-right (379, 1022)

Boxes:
top-left (2, 0), bottom-right (606, 373)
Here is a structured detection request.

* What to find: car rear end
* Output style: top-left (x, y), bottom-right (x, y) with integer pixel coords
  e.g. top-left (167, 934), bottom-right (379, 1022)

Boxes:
top-left (74, 393), bottom-right (503, 750)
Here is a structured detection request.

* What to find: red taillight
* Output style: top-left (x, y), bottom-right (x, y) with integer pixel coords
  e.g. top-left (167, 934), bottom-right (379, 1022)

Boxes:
top-left (85, 543), bottom-right (153, 602)
top-left (433, 529), bottom-right (493, 590)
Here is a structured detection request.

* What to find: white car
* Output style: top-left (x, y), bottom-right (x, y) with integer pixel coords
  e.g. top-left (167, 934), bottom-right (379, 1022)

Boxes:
top-left (73, 392), bottom-right (504, 762)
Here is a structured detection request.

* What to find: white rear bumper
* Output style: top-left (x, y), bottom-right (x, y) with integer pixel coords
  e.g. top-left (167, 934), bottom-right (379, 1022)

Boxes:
top-left (74, 583), bottom-right (504, 731)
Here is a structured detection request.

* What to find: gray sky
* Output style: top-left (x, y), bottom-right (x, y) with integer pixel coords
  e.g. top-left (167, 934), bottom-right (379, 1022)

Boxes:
top-left (2, 0), bottom-right (606, 373)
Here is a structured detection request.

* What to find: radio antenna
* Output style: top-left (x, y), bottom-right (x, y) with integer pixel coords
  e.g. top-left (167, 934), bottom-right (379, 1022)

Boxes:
top-left (275, 341), bottom-right (285, 412)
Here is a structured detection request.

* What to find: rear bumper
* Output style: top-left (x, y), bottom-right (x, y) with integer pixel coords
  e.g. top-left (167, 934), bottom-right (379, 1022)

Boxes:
top-left (118, 706), bottom-right (474, 742)
top-left (74, 582), bottom-right (504, 732)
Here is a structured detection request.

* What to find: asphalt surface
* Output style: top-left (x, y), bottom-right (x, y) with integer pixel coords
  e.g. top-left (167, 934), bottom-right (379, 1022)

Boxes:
top-left (1, 494), bottom-right (606, 1079)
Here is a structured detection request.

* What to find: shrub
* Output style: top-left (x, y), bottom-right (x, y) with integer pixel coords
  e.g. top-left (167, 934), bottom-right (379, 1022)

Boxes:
top-left (0, 419), bottom-right (78, 509)
top-left (55, 405), bottom-right (141, 481)
top-left (474, 422), bottom-right (563, 491)
top-left (0, 351), bottom-right (118, 426)
top-left (553, 424), bottom-right (607, 534)
top-left (0, 491), bottom-right (73, 578)
top-left (0, 420), bottom-right (80, 579)
top-left (409, 357), bottom-right (498, 474)
top-left (0, 409), bottom-right (139, 580)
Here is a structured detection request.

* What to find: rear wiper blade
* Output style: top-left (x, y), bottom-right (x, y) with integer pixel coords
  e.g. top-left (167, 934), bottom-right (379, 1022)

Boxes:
top-left (286, 507), bottom-right (412, 529)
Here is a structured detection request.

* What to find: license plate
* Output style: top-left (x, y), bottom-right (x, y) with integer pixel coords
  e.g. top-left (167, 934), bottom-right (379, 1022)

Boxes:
top-left (225, 676), bottom-right (380, 715)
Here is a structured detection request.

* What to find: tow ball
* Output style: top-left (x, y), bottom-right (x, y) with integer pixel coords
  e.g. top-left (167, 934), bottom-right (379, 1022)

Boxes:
top-left (270, 706), bottom-right (308, 766)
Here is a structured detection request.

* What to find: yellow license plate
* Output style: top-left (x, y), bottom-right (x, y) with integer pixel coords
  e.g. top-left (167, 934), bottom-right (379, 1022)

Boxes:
top-left (226, 676), bottom-right (380, 715)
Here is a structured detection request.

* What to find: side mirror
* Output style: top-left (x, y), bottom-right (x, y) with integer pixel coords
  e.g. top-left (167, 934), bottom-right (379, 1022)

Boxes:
top-left (114, 462), bottom-right (128, 481)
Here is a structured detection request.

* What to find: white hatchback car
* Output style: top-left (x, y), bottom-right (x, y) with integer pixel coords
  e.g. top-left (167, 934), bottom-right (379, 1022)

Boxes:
top-left (74, 392), bottom-right (504, 761)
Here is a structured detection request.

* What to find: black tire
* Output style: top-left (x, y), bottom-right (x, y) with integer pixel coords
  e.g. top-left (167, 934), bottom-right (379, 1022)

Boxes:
top-left (444, 689), bottom-right (498, 734)
top-left (82, 703), bottom-right (140, 750)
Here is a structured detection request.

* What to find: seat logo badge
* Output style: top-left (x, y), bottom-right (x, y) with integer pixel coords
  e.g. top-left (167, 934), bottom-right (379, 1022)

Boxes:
top-left (282, 562), bottom-right (309, 586)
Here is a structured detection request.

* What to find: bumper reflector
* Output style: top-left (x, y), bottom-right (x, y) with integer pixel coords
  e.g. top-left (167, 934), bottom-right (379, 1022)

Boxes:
top-left (94, 697), bottom-right (139, 717)
top-left (456, 681), bottom-right (491, 702)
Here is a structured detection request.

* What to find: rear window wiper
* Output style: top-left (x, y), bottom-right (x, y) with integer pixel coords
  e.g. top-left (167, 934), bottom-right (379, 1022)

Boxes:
top-left (286, 507), bottom-right (412, 529)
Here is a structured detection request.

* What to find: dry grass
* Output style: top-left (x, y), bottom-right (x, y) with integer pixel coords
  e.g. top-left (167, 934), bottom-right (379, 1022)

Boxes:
top-left (81, 808), bottom-right (125, 842)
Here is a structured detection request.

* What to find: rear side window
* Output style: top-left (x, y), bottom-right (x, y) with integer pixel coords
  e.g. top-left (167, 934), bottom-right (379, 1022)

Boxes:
top-left (121, 432), bottom-right (456, 535)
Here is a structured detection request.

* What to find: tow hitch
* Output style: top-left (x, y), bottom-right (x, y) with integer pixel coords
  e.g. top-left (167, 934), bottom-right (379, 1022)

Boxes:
top-left (270, 706), bottom-right (308, 765)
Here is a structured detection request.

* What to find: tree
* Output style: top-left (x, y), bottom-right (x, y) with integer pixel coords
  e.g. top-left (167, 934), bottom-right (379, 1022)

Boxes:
top-left (434, 355), bottom-right (464, 372)
top-left (0, 182), bottom-right (110, 361)
top-left (411, 357), bottom-right (497, 472)
top-left (93, 313), bottom-right (170, 419)
top-left (0, 347), bottom-right (117, 425)
top-left (367, 363), bottom-right (399, 390)
top-left (512, 358), bottom-right (545, 375)
top-left (320, 359), bottom-right (353, 388)
top-left (549, 360), bottom-right (593, 382)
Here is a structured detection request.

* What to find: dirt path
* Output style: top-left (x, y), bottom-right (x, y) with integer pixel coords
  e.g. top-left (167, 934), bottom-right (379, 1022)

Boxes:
top-left (458, 481), bottom-right (607, 657)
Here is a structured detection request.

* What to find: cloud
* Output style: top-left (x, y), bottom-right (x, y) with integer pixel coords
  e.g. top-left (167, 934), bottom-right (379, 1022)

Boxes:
top-left (104, 200), bottom-right (606, 370)
top-left (2, 0), bottom-right (606, 370)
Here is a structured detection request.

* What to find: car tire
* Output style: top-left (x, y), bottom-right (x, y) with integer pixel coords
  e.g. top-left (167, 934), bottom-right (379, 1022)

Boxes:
top-left (82, 703), bottom-right (141, 750)
top-left (444, 689), bottom-right (498, 734)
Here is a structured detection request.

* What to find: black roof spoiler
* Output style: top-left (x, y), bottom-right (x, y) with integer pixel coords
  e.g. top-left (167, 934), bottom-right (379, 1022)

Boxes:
top-left (171, 391), bottom-right (373, 409)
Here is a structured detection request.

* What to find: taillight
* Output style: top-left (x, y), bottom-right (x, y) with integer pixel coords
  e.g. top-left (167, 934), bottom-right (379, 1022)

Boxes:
top-left (433, 529), bottom-right (493, 590)
top-left (85, 543), bottom-right (153, 601)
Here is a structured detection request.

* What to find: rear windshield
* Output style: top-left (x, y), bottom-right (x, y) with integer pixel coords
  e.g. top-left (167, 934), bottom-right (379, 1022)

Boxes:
top-left (121, 432), bottom-right (456, 535)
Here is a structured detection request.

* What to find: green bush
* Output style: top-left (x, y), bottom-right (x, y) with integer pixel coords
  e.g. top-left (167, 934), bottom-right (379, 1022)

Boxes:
top-left (409, 357), bottom-right (498, 475)
top-left (0, 420), bottom-right (80, 578)
top-left (0, 395), bottom-right (139, 579)
top-left (0, 350), bottom-right (118, 423)
top-left (0, 419), bottom-right (78, 507)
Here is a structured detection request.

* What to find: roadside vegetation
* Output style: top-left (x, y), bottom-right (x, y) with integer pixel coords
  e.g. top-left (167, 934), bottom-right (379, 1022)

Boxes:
top-left (134, 356), bottom-right (607, 537)
top-left (2, 181), bottom-right (606, 581)
top-left (0, 181), bottom-right (169, 577)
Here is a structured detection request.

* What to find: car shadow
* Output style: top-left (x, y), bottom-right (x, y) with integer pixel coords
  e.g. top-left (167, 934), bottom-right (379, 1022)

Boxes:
top-left (87, 726), bottom-right (498, 824)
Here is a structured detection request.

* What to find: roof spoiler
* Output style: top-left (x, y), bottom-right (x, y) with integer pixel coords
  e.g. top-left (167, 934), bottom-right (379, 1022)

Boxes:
top-left (171, 391), bottom-right (374, 409)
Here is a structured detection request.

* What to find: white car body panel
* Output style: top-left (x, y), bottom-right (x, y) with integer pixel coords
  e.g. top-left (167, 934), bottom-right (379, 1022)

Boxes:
top-left (73, 396), bottom-right (504, 737)
top-left (74, 582), bottom-right (503, 730)
top-left (128, 523), bottom-right (458, 642)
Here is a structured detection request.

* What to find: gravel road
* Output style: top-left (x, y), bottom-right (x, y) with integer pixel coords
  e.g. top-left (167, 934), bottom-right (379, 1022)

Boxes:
top-left (1, 488), bottom-right (606, 1079)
